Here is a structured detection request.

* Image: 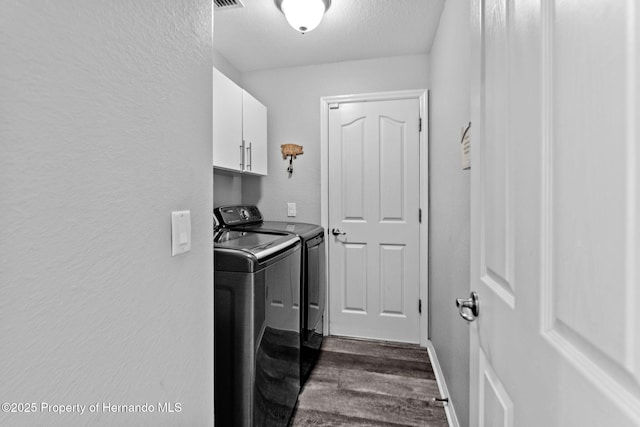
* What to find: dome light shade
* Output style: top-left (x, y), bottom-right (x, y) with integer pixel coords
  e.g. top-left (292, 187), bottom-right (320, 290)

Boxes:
top-left (275, 0), bottom-right (331, 34)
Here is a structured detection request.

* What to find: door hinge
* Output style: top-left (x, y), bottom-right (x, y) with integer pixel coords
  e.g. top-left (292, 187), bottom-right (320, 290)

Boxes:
top-left (419, 208), bottom-right (422, 223)
top-left (419, 299), bottom-right (422, 314)
top-left (329, 103), bottom-right (340, 110)
top-left (419, 117), bottom-right (422, 132)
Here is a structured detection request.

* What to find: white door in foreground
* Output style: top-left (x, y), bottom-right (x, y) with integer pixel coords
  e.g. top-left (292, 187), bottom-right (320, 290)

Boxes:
top-left (467, 0), bottom-right (640, 426)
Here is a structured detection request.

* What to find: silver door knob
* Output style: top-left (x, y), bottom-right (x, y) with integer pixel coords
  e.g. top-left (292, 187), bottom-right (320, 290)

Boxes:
top-left (331, 228), bottom-right (346, 236)
top-left (456, 291), bottom-right (479, 322)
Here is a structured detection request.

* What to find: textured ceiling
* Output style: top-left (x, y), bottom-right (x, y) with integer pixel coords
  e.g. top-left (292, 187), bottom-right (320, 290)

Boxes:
top-left (214, 0), bottom-right (446, 73)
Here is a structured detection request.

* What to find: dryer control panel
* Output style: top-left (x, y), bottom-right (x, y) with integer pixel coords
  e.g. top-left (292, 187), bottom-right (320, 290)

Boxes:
top-left (214, 205), bottom-right (263, 226)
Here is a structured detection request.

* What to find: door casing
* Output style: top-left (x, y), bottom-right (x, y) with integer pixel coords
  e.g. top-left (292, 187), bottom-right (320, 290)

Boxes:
top-left (320, 90), bottom-right (429, 347)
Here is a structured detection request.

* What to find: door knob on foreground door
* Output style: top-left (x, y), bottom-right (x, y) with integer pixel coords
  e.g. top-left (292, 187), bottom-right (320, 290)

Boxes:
top-left (331, 228), bottom-right (346, 236)
top-left (456, 291), bottom-right (479, 322)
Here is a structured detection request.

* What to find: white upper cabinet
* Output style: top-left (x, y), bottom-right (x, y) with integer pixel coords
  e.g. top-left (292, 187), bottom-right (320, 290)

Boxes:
top-left (212, 67), bottom-right (243, 172)
top-left (212, 67), bottom-right (267, 176)
top-left (241, 90), bottom-right (267, 175)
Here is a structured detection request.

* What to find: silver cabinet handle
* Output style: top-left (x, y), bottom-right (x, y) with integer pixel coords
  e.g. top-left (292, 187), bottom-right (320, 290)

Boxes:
top-left (246, 142), bottom-right (252, 171)
top-left (240, 141), bottom-right (245, 169)
top-left (331, 228), bottom-right (346, 236)
top-left (456, 291), bottom-right (479, 322)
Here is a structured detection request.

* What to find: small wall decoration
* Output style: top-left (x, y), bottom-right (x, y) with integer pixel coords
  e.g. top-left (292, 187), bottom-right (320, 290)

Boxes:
top-left (281, 144), bottom-right (304, 176)
top-left (460, 122), bottom-right (471, 170)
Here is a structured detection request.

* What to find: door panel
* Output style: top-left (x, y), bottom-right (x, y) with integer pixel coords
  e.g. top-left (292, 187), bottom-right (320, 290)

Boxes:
top-left (241, 90), bottom-right (267, 175)
top-left (481, 0), bottom-right (514, 306)
top-left (546, 0), bottom-right (634, 369)
top-left (541, 0), bottom-right (640, 396)
top-left (380, 244), bottom-right (405, 315)
top-left (329, 98), bottom-right (421, 343)
top-left (343, 243), bottom-right (367, 312)
top-left (470, 0), bottom-right (640, 425)
top-left (379, 117), bottom-right (406, 221)
top-left (479, 351), bottom-right (513, 427)
top-left (342, 118), bottom-right (366, 221)
top-left (212, 68), bottom-right (243, 171)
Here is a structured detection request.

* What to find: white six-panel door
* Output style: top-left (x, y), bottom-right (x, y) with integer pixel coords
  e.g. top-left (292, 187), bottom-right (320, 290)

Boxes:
top-left (328, 98), bottom-right (421, 343)
top-left (469, 0), bottom-right (640, 425)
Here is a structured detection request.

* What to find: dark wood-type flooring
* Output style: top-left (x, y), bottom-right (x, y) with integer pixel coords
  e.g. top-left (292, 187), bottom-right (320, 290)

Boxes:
top-left (290, 336), bottom-right (449, 427)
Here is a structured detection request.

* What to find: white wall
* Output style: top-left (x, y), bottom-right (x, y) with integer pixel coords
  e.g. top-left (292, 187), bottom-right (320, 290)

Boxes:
top-left (213, 48), bottom-right (242, 86)
top-left (0, 2), bottom-right (213, 426)
top-left (241, 54), bottom-right (430, 223)
top-left (428, 0), bottom-right (471, 425)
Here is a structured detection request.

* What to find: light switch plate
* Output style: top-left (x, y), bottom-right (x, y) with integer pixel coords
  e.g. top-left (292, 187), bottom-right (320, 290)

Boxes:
top-left (287, 202), bottom-right (296, 217)
top-left (171, 210), bottom-right (191, 256)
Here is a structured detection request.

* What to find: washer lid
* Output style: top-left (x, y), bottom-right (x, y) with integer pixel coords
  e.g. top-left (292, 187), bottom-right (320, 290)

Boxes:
top-left (256, 221), bottom-right (324, 239)
top-left (230, 221), bottom-right (324, 241)
top-left (214, 229), bottom-right (299, 262)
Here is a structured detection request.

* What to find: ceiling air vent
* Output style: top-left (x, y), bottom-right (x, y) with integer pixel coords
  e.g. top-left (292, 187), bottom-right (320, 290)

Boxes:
top-left (214, 0), bottom-right (244, 10)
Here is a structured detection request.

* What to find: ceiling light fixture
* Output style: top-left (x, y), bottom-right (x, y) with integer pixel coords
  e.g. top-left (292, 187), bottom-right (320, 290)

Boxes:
top-left (274, 0), bottom-right (331, 34)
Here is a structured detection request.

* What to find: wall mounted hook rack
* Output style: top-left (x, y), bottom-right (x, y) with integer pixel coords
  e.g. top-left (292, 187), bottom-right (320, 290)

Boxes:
top-left (281, 144), bottom-right (304, 176)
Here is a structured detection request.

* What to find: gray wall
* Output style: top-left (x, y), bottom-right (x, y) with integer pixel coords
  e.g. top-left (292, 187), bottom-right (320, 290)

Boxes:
top-left (428, 0), bottom-right (471, 425)
top-left (0, 2), bottom-right (214, 426)
top-left (241, 54), bottom-right (430, 223)
top-left (214, 171), bottom-right (243, 207)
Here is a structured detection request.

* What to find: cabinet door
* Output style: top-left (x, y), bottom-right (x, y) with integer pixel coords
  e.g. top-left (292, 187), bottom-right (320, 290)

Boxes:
top-left (242, 90), bottom-right (267, 176)
top-left (212, 68), bottom-right (243, 172)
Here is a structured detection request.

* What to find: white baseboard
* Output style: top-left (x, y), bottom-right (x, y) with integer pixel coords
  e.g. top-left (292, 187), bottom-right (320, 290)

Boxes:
top-left (426, 340), bottom-right (460, 427)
